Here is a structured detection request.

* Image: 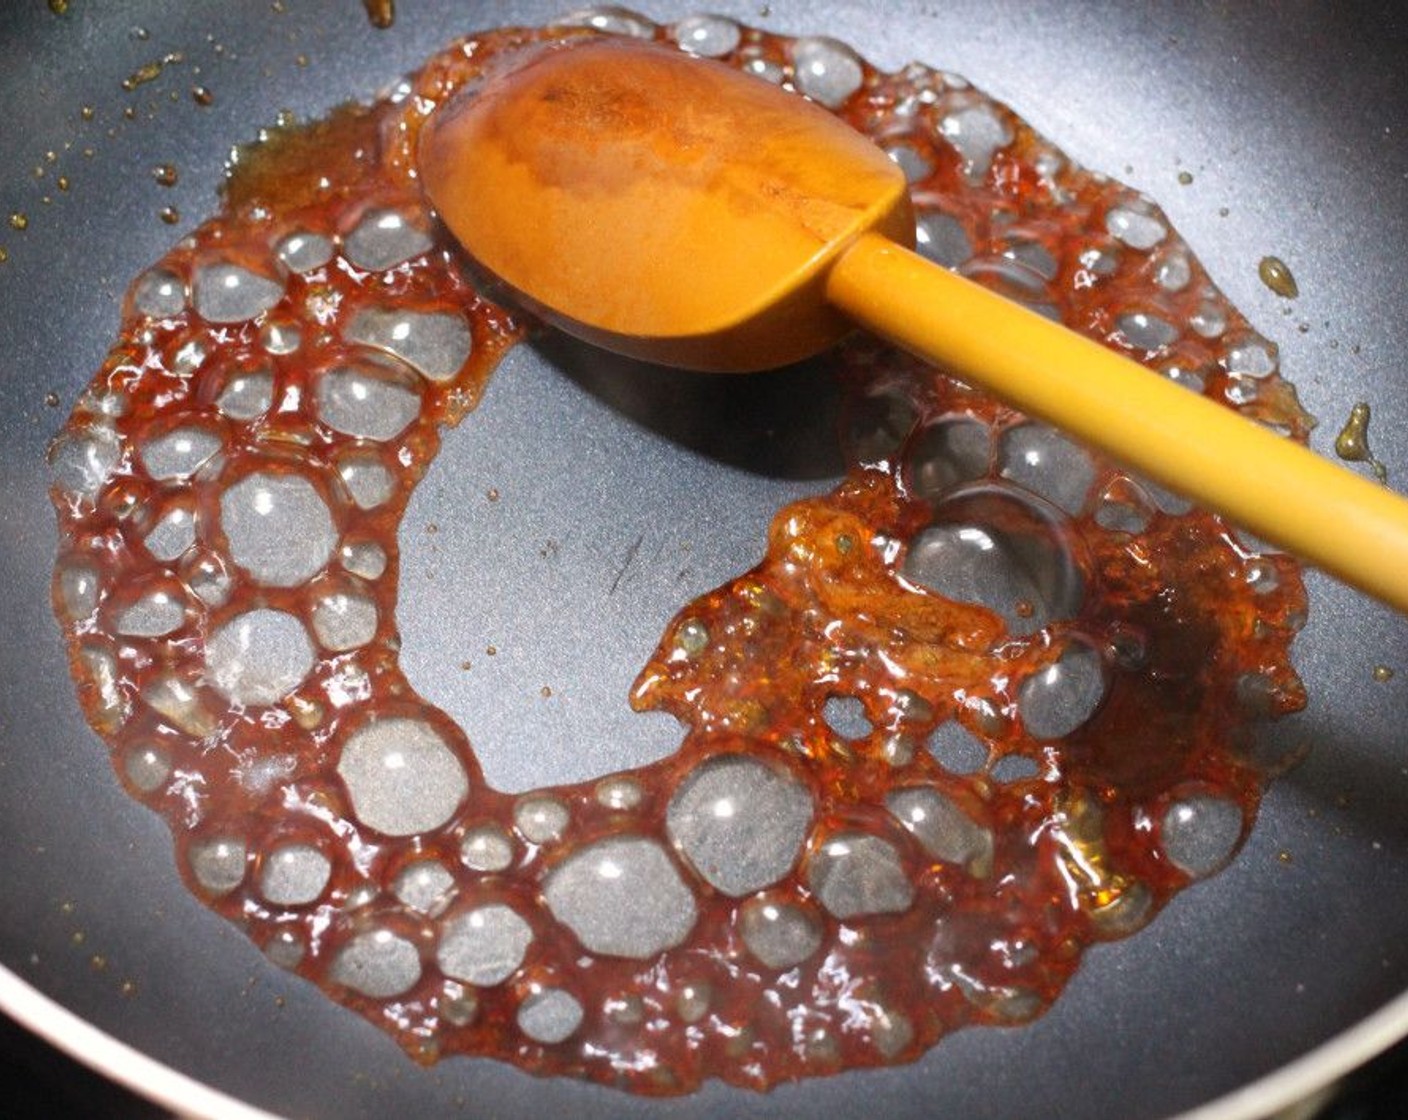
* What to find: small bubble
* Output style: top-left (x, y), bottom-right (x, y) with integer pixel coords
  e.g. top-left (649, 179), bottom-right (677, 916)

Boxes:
top-left (675, 618), bottom-right (710, 655)
top-left (9, 212), bottom-right (29, 231)
top-left (152, 162), bottom-right (178, 187)
top-left (1258, 256), bottom-right (1299, 298)
top-left (275, 108), bottom-right (297, 129)
top-left (158, 205), bottom-right (180, 225)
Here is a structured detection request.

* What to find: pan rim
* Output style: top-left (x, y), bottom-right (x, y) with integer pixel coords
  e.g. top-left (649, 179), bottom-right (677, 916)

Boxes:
top-left (0, 963), bottom-right (280, 1120)
top-left (4, 959), bottom-right (1408, 1120)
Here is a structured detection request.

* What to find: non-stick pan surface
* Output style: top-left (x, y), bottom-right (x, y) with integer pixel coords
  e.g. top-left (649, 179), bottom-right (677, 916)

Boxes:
top-left (1, 3), bottom-right (1406, 1117)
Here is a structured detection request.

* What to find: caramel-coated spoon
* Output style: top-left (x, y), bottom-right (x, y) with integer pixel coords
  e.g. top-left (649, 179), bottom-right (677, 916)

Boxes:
top-left (419, 35), bottom-right (1408, 614)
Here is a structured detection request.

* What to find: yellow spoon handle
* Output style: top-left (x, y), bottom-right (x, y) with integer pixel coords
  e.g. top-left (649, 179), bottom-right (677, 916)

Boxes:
top-left (827, 231), bottom-right (1408, 614)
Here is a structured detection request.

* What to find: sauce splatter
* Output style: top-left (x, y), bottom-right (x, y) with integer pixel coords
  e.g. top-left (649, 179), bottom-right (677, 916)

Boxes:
top-left (49, 13), bottom-right (1309, 1095)
top-left (1334, 401), bottom-right (1388, 482)
top-left (364, 0), bottom-right (395, 31)
top-left (1258, 255), bottom-right (1299, 298)
top-left (121, 57), bottom-right (181, 92)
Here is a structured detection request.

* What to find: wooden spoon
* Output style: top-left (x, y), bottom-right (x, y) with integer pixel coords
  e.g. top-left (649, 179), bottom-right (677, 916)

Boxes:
top-left (419, 34), bottom-right (1408, 614)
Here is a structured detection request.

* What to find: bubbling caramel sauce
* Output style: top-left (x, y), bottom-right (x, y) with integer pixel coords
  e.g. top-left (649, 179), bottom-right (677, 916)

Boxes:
top-left (49, 13), bottom-right (1310, 1094)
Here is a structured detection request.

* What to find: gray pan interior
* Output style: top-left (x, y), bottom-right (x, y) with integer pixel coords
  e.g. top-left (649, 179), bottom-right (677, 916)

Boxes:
top-left (1, 2), bottom-right (1406, 1117)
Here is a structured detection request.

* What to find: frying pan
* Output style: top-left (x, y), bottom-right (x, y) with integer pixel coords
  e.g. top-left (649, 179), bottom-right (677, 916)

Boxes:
top-left (1, 2), bottom-right (1405, 1117)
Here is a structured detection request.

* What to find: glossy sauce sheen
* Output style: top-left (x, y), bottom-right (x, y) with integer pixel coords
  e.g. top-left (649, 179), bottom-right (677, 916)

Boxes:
top-left (49, 18), bottom-right (1310, 1094)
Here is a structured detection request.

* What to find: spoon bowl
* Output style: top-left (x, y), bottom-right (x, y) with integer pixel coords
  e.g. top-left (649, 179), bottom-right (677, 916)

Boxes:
top-left (420, 35), bottom-right (914, 371)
